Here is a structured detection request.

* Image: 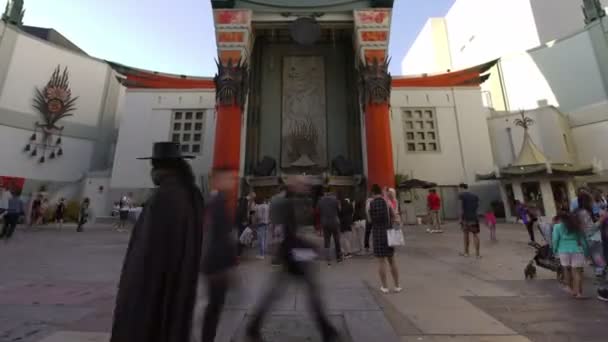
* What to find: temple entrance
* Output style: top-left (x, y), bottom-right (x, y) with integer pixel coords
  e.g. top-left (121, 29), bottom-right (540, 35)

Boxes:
top-left (244, 26), bottom-right (363, 188)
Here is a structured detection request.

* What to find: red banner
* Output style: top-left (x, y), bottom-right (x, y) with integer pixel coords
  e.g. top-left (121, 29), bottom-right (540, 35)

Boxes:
top-left (0, 176), bottom-right (25, 192)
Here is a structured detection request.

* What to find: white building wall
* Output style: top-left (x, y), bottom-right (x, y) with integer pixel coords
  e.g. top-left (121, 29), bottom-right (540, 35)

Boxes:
top-left (0, 125), bottom-right (93, 181)
top-left (111, 89), bottom-right (216, 189)
top-left (390, 87), bottom-right (494, 185)
top-left (445, 0), bottom-right (541, 70)
top-left (0, 25), bottom-right (120, 184)
top-left (487, 107), bottom-right (575, 168)
top-left (401, 18), bottom-right (451, 75)
top-left (452, 88), bottom-right (496, 182)
top-left (0, 31), bottom-right (109, 126)
top-left (500, 29), bottom-right (607, 112)
top-left (530, 0), bottom-right (602, 44)
top-left (571, 119), bottom-right (608, 166)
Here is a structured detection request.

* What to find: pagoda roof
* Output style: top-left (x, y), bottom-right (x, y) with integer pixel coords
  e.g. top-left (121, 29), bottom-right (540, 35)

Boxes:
top-left (477, 118), bottom-right (594, 180)
top-left (108, 61), bottom-right (215, 89)
top-left (392, 59), bottom-right (496, 88)
top-left (109, 59), bottom-right (495, 90)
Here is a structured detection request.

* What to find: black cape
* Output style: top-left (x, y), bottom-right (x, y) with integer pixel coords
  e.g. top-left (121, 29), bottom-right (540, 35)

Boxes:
top-left (110, 177), bottom-right (204, 342)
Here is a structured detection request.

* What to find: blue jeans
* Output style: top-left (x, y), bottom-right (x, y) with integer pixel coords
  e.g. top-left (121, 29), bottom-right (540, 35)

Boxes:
top-left (258, 224), bottom-right (268, 256)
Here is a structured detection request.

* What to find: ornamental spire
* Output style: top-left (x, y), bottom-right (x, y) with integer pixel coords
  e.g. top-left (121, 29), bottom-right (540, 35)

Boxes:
top-left (2, 0), bottom-right (25, 26)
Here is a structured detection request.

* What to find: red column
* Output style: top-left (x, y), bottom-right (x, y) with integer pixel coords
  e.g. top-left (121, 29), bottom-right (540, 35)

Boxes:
top-left (212, 103), bottom-right (242, 215)
top-left (365, 102), bottom-right (395, 189)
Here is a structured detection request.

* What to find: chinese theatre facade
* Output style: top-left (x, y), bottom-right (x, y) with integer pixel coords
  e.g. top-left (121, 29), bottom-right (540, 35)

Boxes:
top-left (203, 0), bottom-right (494, 200)
top-left (211, 1), bottom-right (396, 199)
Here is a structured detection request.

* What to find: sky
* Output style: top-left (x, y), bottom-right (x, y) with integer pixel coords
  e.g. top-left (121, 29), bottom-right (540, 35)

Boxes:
top-left (20, 0), bottom-right (455, 76)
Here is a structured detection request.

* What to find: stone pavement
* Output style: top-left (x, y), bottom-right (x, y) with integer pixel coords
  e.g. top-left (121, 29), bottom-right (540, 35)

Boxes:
top-left (0, 223), bottom-right (606, 342)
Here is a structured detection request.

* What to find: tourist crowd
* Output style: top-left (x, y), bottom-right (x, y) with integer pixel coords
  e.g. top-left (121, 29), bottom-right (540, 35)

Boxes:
top-left (516, 187), bottom-right (608, 301)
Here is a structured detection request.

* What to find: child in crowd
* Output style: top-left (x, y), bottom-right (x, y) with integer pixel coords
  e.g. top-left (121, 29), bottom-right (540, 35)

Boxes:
top-left (484, 209), bottom-right (497, 242)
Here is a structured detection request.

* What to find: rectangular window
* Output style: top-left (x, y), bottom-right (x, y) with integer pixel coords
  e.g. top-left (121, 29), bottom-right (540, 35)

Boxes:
top-left (402, 108), bottom-right (440, 153)
top-left (170, 110), bottom-right (206, 155)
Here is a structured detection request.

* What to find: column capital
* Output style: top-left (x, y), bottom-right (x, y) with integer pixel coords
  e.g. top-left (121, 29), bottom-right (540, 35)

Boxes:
top-left (359, 57), bottom-right (392, 106)
top-left (214, 58), bottom-right (249, 108)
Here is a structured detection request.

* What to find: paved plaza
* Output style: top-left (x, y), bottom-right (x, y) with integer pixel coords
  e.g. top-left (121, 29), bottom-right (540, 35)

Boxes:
top-left (0, 223), bottom-right (607, 342)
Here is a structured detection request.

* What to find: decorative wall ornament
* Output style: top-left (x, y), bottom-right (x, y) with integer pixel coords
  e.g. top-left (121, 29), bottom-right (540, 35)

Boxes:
top-left (514, 110), bottom-right (534, 130)
top-left (583, 0), bottom-right (606, 25)
top-left (359, 57), bottom-right (392, 105)
top-left (25, 65), bottom-right (78, 163)
top-left (214, 58), bottom-right (249, 108)
top-left (2, 0), bottom-right (24, 26)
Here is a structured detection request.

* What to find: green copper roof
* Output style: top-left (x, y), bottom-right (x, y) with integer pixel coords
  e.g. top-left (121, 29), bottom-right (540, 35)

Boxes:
top-left (212, 0), bottom-right (393, 11)
top-left (2, 0), bottom-right (25, 26)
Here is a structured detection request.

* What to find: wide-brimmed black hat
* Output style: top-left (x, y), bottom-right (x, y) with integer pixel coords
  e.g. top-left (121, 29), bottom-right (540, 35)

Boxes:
top-left (137, 142), bottom-right (194, 160)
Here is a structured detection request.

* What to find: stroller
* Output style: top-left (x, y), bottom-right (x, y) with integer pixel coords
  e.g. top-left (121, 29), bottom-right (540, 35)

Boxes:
top-left (527, 220), bottom-right (564, 282)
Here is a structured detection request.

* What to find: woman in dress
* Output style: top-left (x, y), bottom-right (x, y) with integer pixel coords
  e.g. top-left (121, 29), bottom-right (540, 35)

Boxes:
top-left (368, 184), bottom-right (401, 294)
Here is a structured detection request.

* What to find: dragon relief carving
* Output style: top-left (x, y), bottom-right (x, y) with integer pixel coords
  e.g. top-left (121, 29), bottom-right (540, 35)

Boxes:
top-left (359, 57), bottom-right (392, 105)
top-left (214, 58), bottom-right (249, 108)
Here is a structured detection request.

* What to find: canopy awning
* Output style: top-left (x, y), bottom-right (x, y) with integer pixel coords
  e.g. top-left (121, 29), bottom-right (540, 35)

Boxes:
top-left (477, 163), bottom-right (595, 181)
top-left (397, 178), bottom-right (437, 190)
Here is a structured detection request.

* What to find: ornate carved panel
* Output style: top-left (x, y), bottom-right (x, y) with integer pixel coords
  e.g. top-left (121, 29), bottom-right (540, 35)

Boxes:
top-left (281, 56), bottom-right (327, 168)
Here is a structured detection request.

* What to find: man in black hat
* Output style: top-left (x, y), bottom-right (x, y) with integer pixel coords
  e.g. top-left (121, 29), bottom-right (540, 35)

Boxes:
top-left (110, 142), bottom-right (204, 342)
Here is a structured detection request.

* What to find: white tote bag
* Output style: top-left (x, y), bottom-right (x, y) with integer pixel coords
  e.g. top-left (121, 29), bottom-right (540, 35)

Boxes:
top-left (387, 228), bottom-right (405, 247)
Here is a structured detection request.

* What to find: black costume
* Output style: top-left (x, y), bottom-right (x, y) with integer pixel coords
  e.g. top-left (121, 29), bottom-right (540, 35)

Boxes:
top-left (110, 176), bottom-right (204, 342)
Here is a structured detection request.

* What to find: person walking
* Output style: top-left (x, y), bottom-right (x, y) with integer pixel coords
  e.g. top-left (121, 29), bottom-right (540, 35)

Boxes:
top-left (54, 198), bottom-right (66, 229)
top-left (351, 197), bottom-right (367, 255)
top-left (269, 186), bottom-right (288, 266)
top-left (199, 166), bottom-right (238, 342)
top-left (526, 205), bottom-right (540, 245)
top-left (368, 184), bottom-right (401, 294)
top-left (246, 176), bottom-right (339, 342)
top-left (485, 208), bottom-right (497, 242)
top-left (110, 142), bottom-right (204, 342)
top-left (76, 198), bottom-right (90, 232)
top-left (339, 197), bottom-right (354, 259)
top-left (235, 195), bottom-right (249, 259)
top-left (39, 198), bottom-right (49, 225)
top-left (29, 194), bottom-right (42, 227)
top-left (552, 212), bottom-right (590, 299)
top-left (317, 189), bottom-right (342, 264)
top-left (387, 188), bottom-right (402, 227)
top-left (117, 195), bottom-right (131, 232)
top-left (254, 197), bottom-right (270, 260)
top-left (1, 190), bottom-right (24, 241)
top-left (458, 184), bottom-right (481, 258)
top-left (364, 194), bottom-right (374, 255)
top-left (598, 215), bottom-right (608, 301)
top-left (575, 192), bottom-right (606, 281)
top-left (426, 189), bottom-right (442, 233)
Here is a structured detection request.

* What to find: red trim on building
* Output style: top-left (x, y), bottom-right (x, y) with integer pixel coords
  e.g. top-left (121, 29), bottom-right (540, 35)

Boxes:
top-left (109, 60), bottom-right (496, 90)
top-left (392, 60), bottom-right (497, 88)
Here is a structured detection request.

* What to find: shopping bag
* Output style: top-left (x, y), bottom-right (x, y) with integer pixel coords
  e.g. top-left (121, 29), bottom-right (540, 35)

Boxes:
top-left (387, 228), bottom-right (405, 247)
top-left (239, 227), bottom-right (254, 246)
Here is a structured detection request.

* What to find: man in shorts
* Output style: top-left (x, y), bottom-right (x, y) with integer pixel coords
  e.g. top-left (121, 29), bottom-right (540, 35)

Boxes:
top-left (458, 184), bottom-right (481, 258)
